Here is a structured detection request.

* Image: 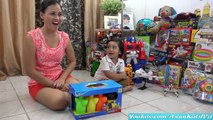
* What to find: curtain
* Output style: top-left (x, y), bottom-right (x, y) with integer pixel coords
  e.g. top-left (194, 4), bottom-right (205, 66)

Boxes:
top-left (84, 0), bottom-right (104, 42)
top-left (0, 0), bottom-right (35, 81)
top-left (59, 0), bottom-right (85, 70)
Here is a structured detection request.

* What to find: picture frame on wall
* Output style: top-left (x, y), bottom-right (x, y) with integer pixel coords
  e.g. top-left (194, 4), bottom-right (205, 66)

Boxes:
top-left (104, 15), bottom-right (121, 29)
top-left (120, 12), bottom-right (135, 30)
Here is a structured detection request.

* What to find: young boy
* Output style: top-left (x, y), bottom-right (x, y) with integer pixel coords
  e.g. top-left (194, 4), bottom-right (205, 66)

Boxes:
top-left (94, 39), bottom-right (133, 92)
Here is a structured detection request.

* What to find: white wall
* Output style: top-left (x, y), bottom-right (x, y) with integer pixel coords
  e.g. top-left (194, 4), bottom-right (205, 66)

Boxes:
top-left (124, 0), bottom-right (213, 24)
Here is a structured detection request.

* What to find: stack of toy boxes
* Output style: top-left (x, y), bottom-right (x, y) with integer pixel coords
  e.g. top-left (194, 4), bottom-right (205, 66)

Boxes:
top-left (69, 80), bottom-right (122, 119)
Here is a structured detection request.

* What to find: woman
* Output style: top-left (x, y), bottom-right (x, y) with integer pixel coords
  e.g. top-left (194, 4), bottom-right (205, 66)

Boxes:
top-left (24, 0), bottom-right (79, 110)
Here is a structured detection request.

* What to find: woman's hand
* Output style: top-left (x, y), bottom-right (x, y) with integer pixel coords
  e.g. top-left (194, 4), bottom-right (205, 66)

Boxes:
top-left (101, 76), bottom-right (109, 80)
top-left (53, 78), bottom-right (65, 89)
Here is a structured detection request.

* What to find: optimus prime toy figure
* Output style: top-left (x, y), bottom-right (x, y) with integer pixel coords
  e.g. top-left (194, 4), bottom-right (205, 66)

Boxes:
top-left (123, 37), bottom-right (146, 70)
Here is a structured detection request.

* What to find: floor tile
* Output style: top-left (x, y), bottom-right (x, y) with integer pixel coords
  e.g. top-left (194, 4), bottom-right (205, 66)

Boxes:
top-left (20, 97), bottom-right (46, 112)
top-left (1, 70), bottom-right (212, 120)
top-left (169, 93), bottom-right (204, 107)
top-left (122, 103), bottom-right (163, 115)
top-left (0, 100), bottom-right (25, 119)
top-left (0, 82), bottom-right (14, 92)
top-left (147, 97), bottom-right (195, 113)
top-left (186, 107), bottom-right (210, 113)
top-left (27, 108), bottom-right (75, 120)
top-left (0, 114), bottom-right (28, 120)
top-left (72, 70), bottom-right (94, 82)
top-left (197, 103), bottom-right (213, 112)
top-left (126, 89), bottom-right (164, 102)
top-left (0, 91), bottom-right (18, 103)
top-left (10, 76), bottom-right (29, 99)
top-left (122, 94), bottom-right (143, 109)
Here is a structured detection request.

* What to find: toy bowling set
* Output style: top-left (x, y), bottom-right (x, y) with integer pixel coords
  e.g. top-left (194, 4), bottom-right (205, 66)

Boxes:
top-left (69, 80), bottom-right (122, 119)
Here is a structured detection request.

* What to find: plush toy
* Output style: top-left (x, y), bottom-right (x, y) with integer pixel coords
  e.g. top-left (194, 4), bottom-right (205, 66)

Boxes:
top-left (154, 5), bottom-right (177, 30)
top-left (125, 64), bottom-right (134, 86)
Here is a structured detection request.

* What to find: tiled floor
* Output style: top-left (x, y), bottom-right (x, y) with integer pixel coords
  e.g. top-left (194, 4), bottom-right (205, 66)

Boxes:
top-left (0, 70), bottom-right (212, 120)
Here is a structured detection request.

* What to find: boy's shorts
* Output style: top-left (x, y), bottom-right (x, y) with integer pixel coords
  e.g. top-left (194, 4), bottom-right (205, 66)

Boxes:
top-left (28, 75), bottom-right (72, 100)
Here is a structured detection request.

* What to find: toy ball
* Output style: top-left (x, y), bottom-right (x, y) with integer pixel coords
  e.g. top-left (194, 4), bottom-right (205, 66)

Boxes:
top-left (136, 18), bottom-right (157, 36)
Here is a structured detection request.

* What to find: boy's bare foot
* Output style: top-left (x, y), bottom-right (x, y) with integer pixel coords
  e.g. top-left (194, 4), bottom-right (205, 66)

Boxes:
top-left (122, 85), bottom-right (133, 93)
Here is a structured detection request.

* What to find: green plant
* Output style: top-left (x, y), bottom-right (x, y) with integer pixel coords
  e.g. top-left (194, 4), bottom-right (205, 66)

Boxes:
top-left (100, 0), bottom-right (123, 15)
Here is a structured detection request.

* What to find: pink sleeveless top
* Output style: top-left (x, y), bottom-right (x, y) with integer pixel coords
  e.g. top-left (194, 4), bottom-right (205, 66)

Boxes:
top-left (27, 28), bottom-right (69, 86)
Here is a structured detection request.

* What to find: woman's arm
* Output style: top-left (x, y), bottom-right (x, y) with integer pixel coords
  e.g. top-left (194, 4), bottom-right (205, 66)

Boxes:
top-left (58, 41), bottom-right (76, 80)
top-left (23, 34), bottom-right (53, 87)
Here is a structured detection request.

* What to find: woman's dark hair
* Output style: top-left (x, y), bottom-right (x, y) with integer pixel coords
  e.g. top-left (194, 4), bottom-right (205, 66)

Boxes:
top-left (40, 0), bottom-right (60, 13)
top-left (107, 37), bottom-right (124, 58)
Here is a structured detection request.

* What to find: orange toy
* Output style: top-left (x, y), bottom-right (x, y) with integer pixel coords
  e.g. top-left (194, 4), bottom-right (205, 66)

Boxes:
top-left (95, 94), bottom-right (108, 112)
top-left (125, 64), bottom-right (134, 86)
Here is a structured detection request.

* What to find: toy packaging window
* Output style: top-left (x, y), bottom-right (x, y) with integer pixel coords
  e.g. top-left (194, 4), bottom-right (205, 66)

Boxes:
top-left (69, 80), bottom-right (122, 119)
top-left (168, 28), bottom-right (192, 45)
top-left (168, 28), bottom-right (194, 59)
top-left (155, 29), bottom-right (170, 52)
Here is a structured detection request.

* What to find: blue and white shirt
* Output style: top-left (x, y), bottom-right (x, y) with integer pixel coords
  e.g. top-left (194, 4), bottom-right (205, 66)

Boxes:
top-left (94, 55), bottom-right (125, 80)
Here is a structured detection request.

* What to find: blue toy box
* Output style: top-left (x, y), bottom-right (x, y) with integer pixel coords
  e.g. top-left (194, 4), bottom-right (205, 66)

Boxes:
top-left (69, 80), bottom-right (122, 120)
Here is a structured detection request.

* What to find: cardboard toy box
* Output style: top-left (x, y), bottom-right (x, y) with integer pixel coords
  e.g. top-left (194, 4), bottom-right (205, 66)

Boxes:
top-left (69, 80), bottom-right (122, 120)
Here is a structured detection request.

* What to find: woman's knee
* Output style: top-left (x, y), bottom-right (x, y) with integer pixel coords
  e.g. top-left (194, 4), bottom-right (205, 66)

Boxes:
top-left (49, 92), bottom-right (68, 110)
top-left (36, 89), bottom-right (68, 110)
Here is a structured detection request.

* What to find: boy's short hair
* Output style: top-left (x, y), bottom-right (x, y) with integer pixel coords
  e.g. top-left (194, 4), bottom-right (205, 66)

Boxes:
top-left (107, 37), bottom-right (124, 58)
top-left (123, 14), bottom-right (130, 20)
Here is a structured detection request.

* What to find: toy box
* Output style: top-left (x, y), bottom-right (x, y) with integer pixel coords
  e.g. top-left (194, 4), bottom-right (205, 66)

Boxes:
top-left (136, 36), bottom-right (150, 60)
top-left (86, 41), bottom-right (97, 71)
top-left (164, 65), bottom-right (182, 88)
top-left (192, 29), bottom-right (213, 43)
top-left (69, 80), bottom-right (122, 120)
top-left (181, 68), bottom-right (197, 95)
top-left (154, 29), bottom-right (170, 52)
top-left (193, 74), bottom-right (213, 103)
top-left (169, 28), bottom-right (192, 45)
top-left (187, 60), bottom-right (213, 73)
top-left (168, 28), bottom-right (194, 59)
top-left (192, 42), bottom-right (213, 63)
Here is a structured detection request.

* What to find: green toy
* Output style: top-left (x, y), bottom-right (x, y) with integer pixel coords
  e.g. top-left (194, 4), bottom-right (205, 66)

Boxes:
top-left (75, 96), bottom-right (88, 115)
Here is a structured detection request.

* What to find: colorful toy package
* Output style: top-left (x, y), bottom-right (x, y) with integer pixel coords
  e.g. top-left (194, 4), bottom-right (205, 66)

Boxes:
top-left (187, 60), bottom-right (213, 73)
top-left (136, 36), bottom-right (150, 60)
top-left (192, 29), bottom-right (213, 43)
top-left (193, 74), bottom-right (213, 103)
top-left (192, 42), bottom-right (213, 63)
top-left (166, 65), bottom-right (182, 88)
top-left (69, 80), bottom-right (122, 119)
top-left (155, 29), bottom-right (170, 52)
top-left (168, 28), bottom-right (194, 59)
top-left (181, 68), bottom-right (197, 95)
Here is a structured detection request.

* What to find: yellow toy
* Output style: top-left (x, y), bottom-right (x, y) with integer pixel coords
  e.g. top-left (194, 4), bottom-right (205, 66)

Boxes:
top-left (86, 96), bottom-right (99, 113)
top-left (194, 9), bottom-right (201, 17)
top-left (125, 64), bottom-right (134, 86)
top-left (203, 2), bottom-right (210, 17)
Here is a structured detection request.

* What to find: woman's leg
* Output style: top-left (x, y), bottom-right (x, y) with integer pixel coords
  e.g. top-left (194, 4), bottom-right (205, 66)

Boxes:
top-left (35, 87), bottom-right (69, 110)
top-left (35, 77), bottom-right (79, 110)
top-left (61, 77), bottom-right (79, 92)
